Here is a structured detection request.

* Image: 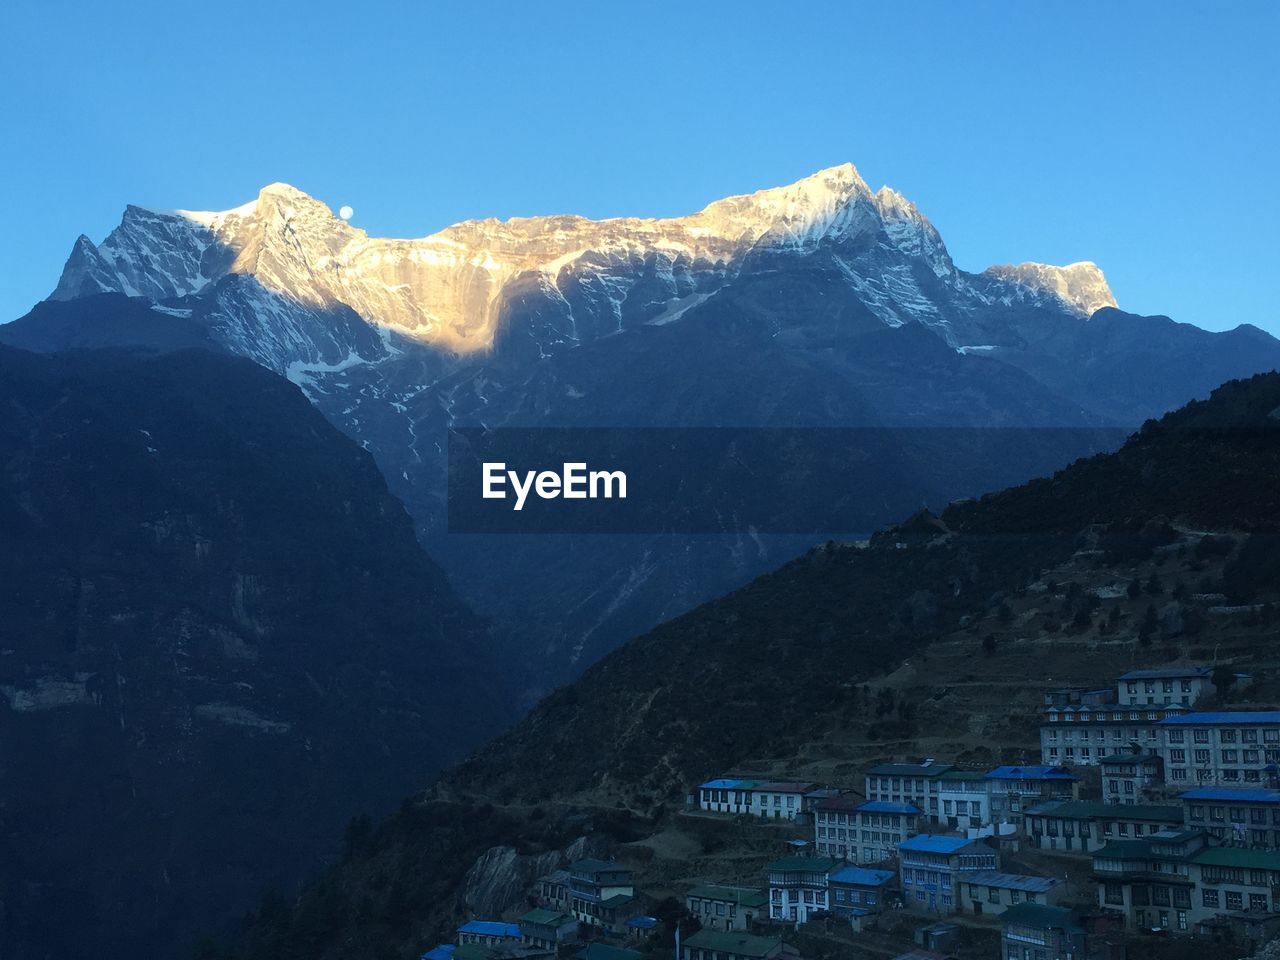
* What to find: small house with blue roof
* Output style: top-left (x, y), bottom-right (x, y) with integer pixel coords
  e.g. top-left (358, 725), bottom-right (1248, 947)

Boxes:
top-left (697, 777), bottom-right (759, 816)
top-left (828, 865), bottom-right (896, 929)
top-left (898, 835), bottom-right (998, 914)
top-left (456, 920), bottom-right (521, 948)
top-left (957, 870), bottom-right (1065, 916)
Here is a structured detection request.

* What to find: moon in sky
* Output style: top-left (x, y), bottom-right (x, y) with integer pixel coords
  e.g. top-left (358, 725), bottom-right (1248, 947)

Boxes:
top-left (339, 205), bottom-right (354, 220)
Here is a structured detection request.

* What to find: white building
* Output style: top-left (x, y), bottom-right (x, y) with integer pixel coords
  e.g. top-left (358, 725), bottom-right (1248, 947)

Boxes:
top-left (864, 761), bottom-right (952, 822)
top-left (1100, 752), bottom-right (1163, 804)
top-left (937, 769), bottom-right (993, 831)
top-left (1040, 703), bottom-right (1189, 767)
top-left (697, 778), bottom-right (759, 815)
top-left (750, 781), bottom-right (818, 821)
top-left (1158, 712), bottom-right (1280, 788)
top-left (1117, 667), bottom-right (1214, 708)
top-left (766, 856), bottom-right (837, 924)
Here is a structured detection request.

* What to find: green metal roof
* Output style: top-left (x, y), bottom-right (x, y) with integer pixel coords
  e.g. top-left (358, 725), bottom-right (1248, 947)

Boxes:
top-left (684, 929), bottom-right (783, 958)
top-left (767, 856), bottom-right (838, 872)
top-left (1093, 840), bottom-right (1156, 859)
top-left (686, 885), bottom-right (768, 908)
top-left (1000, 902), bottom-right (1084, 934)
top-left (574, 945), bottom-right (642, 960)
top-left (867, 762), bottom-right (954, 777)
top-left (520, 907), bottom-right (574, 926)
top-left (1027, 800), bottom-right (1183, 822)
top-left (938, 769), bottom-right (987, 781)
top-left (1194, 847), bottom-right (1280, 870)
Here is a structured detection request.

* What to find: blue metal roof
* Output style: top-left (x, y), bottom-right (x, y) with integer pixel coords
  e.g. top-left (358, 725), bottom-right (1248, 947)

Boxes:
top-left (830, 866), bottom-right (896, 886)
top-left (858, 801), bottom-right (921, 815)
top-left (1180, 788), bottom-right (1280, 803)
top-left (899, 834), bottom-right (975, 854)
top-left (700, 777), bottom-right (750, 789)
top-left (1159, 712), bottom-right (1280, 726)
top-left (457, 920), bottom-right (521, 938)
top-left (627, 916), bottom-right (660, 929)
top-left (422, 947), bottom-right (456, 960)
top-left (1157, 716), bottom-right (1280, 727)
top-left (963, 871), bottom-right (1060, 892)
top-left (986, 765), bottom-right (1076, 781)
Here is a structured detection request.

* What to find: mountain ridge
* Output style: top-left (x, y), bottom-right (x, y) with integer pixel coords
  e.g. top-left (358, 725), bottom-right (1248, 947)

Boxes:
top-left (23, 163), bottom-right (1280, 699)
top-left (0, 342), bottom-right (514, 960)
top-left (48, 163), bottom-right (1117, 364)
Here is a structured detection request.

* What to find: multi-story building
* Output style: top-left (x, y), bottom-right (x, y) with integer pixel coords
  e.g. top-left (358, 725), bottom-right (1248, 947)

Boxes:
top-left (1117, 667), bottom-right (1214, 708)
top-left (751, 781), bottom-right (820, 821)
top-left (828, 866), bottom-right (895, 926)
top-left (959, 871), bottom-right (1066, 916)
top-left (766, 856), bottom-right (837, 925)
top-left (864, 761), bottom-right (952, 822)
top-left (685, 886), bottom-right (767, 932)
top-left (1092, 829), bottom-right (1208, 932)
top-left (1024, 800), bottom-right (1183, 854)
top-left (1040, 703), bottom-right (1189, 767)
top-left (1000, 903), bottom-right (1088, 960)
top-left (814, 797), bottom-right (921, 863)
top-left (1100, 752), bottom-right (1163, 804)
top-left (937, 769), bottom-right (992, 831)
top-left (898, 835), bottom-right (998, 914)
top-left (813, 795), bottom-right (861, 860)
top-left (534, 869), bottom-right (571, 912)
top-left (1095, 832), bottom-right (1280, 934)
top-left (856, 801), bottom-right (923, 864)
top-left (568, 859), bottom-right (635, 929)
top-left (1192, 847), bottom-right (1280, 921)
top-left (1157, 712), bottom-right (1280, 787)
top-left (1181, 788), bottom-right (1280, 849)
top-left (986, 767), bottom-right (1077, 827)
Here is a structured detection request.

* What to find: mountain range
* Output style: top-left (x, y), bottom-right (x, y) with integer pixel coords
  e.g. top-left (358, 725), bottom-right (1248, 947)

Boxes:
top-left (13, 163), bottom-right (1280, 691)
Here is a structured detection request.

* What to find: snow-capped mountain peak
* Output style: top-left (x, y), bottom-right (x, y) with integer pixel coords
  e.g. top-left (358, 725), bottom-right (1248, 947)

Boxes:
top-left (982, 260), bottom-right (1117, 317)
top-left (48, 164), bottom-right (1118, 369)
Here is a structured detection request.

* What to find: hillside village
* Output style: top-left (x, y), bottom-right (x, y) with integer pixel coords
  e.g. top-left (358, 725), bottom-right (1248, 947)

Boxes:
top-left (222, 374), bottom-right (1280, 960)
top-left (420, 664), bottom-right (1280, 960)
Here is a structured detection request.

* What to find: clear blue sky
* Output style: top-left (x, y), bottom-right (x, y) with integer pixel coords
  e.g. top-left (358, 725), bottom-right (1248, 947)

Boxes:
top-left (2, 1), bottom-right (1277, 333)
